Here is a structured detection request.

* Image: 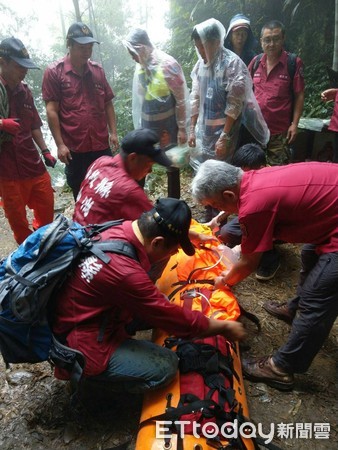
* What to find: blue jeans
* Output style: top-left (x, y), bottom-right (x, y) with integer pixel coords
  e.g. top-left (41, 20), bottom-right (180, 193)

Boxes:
top-left (89, 339), bottom-right (178, 393)
top-left (274, 245), bottom-right (338, 373)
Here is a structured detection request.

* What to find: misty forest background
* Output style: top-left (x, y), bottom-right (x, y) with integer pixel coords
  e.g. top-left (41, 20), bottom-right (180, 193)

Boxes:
top-left (0, 0), bottom-right (337, 184)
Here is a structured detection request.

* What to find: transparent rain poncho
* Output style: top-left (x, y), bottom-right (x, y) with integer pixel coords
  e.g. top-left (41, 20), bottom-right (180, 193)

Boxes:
top-left (124, 30), bottom-right (189, 148)
top-left (190, 18), bottom-right (269, 166)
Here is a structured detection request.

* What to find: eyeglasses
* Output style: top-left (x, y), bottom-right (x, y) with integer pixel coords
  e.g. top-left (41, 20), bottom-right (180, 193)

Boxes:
top-left (261, 37), bottom-right (282, 45)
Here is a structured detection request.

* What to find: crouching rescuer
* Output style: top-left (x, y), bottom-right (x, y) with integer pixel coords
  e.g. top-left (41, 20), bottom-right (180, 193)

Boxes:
top-left (52, 198), bottom-right (245, 392)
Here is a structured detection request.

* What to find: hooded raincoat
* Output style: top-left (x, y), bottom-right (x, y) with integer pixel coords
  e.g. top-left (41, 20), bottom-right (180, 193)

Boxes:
top-left (124, 29), bottom-right (189, 148)
top-left (224, 14), bottom-right (257, 66)
top-left (190, 18), bottom-right (269, 167)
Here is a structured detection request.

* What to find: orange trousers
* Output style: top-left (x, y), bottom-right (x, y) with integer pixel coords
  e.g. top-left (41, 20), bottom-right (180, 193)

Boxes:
top-left (0, 171), bottom-right (54, 245)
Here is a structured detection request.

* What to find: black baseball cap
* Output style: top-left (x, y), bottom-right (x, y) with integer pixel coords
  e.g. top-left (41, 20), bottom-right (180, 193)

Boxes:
top-left (66, 22), bottom-right (100, 44)
top-left (0, 37), bottom-right (39, 69)
top-left (152, 198), bottom-right (195, 256)
top-left (121, 128), bottom-right (172, 167)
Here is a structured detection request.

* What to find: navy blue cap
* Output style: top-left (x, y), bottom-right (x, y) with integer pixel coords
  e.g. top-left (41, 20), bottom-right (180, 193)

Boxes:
top-left (66, 22), bottom-right (99, 44)
top-left (121, 128), bottom-right (172, 167)
top-left (0, 37), bottom-right (39, 69)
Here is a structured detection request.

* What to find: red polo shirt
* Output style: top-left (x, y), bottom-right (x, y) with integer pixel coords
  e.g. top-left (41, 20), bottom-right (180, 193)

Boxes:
top-left (53, 220), bottom-right (209, 377)
top-left (328, 90), bottom-right (338, 132)
top-left (0, 78), bottom-right (46, 180)
top-left (238, 162), bottom-right (338, 255)
top-left (42, 56), bottom-right (114, 153)
top-left (248, 50), bottom-right (304, 135)
top-left (73, 154), bottom-right (153, 225)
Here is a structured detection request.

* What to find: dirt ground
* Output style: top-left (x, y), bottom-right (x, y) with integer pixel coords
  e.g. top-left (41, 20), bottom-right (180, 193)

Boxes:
top-left (0, 169), bottom-right (337, 450)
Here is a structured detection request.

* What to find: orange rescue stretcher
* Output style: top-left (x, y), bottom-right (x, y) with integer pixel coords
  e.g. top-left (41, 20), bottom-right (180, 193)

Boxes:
top-left (135, 222), bottom-right (256, 450)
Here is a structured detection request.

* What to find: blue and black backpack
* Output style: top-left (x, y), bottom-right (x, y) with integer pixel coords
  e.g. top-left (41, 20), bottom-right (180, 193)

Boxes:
top-left (0, 214), bottom-right (137, 384)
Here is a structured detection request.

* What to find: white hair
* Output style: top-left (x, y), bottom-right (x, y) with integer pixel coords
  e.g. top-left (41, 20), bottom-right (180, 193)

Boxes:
top-left (191, 160), bottom-right (243, 202)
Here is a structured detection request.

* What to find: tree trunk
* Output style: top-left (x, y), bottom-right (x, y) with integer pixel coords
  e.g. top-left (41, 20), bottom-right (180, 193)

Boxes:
top-left (59, 2), bottom-right (66, 41)
top-left (72, 0), bottom-right (81, 21)
top-left (333, 0), bottom-right (338, 70)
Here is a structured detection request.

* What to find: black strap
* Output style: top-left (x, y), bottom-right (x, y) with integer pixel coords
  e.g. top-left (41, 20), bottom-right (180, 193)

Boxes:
top-left (87, 219), bottom-right (125, 236)
top-left (251, 52), bottom-right (297, 83)
top-left (140, 398), bottom-right (217, 426)
top-left (251, 53), bottom-right (263, 77)
top-left (238, 304), bottom-right (261, 332)
top-left (89, 240), bottom-right (138, 264)
top-left (286, 52), bottom-right (297, 80)
top-left (49, 334), bottom-right (86, 403)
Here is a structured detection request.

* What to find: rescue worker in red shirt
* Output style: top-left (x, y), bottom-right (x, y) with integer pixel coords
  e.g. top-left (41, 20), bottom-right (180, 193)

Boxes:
top-left (53, 197), bottom-right (245, 391)
top-left (192, 159), bottom-right (338, 391)
top-left (248, 20), bottom-right (305, 166)
top-left (73, 127), bottom-right (217, 282)
top-left (73, 128), bottom-right (170, 226)
top-left (42, 22), bottom-right (119, 200)
top-left (0, 37), bottom-right (55, 245)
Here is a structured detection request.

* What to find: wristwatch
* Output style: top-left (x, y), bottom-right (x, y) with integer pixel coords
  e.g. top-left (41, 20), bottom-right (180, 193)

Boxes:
top-left (220, 131), bottom-right (231, 140)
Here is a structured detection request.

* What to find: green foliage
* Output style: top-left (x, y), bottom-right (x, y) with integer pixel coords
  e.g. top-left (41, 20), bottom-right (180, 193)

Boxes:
top-left (78, 0), bottom-right (135, 138)
top-left (145, 164), bottom-right (167, 198)
top-left (303, 63), bottom-right (333, 119)
top-left (112, 65), bottom-right (135, 139)
top-left (282, 0), bottom-right (334, 67)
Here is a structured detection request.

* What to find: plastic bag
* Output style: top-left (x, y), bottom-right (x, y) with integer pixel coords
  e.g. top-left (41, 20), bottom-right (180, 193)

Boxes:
top-left (218, 244), bottom-right (240, 274)
top-left (166, 145), bottom-right (190, 169)
top-left (188, 139), bottom-right (204, 173)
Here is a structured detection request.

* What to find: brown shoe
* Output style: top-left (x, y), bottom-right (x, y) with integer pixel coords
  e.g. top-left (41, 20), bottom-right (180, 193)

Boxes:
top-left (263, 301), bottom-right (295, 325)
top-left (242, 355), bottom-right (294, 391)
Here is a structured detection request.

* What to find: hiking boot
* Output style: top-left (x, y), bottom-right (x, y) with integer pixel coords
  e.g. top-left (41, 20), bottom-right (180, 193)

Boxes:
top-left (242, 355), bottom-right (294, 391)
top-left (263, 301), bottom-right (295, 325)
top-left (255, 260), bottom-right (280, 281)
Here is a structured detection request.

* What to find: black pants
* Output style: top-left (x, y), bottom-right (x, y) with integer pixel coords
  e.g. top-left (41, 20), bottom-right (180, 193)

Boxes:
top-left (274, 244), bottom-right (338, 373)
top-left (65, 148), bottom-right (112, 200)
top-left (333, 132), bottom-right (338, 163)
top-left (139, 166), bottom-right (181, 199)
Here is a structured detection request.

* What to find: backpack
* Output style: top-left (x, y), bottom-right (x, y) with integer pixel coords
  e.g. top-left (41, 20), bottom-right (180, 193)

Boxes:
top-left (0, 214), bottom-right (137, 378)
top-left (250, 52), bottom-right (297, 81)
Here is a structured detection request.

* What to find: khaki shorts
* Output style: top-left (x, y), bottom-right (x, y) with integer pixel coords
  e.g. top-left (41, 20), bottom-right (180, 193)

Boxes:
top-left (267, 133), bottom-right (292, 166)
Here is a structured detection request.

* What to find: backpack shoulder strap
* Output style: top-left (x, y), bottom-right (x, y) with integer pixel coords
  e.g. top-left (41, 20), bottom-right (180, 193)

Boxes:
top-left (286, 52), bottom-right (297, 81)
top-left (250, 53), bottom-right (263, 77)
top-left (90, 239), bottom-right (138, 264)
top-left (251, 52), bottom-right (297, 80)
